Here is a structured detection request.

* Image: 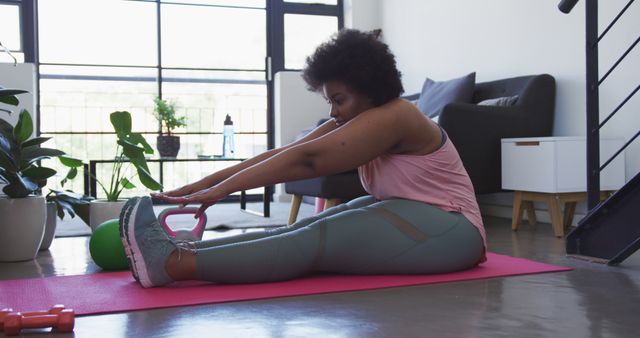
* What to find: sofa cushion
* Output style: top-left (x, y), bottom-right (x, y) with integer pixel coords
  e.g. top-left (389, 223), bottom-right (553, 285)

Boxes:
top-left (417, 72), bottom-right (476, 118)
top-left (478, 95), bottom-right (519, 106)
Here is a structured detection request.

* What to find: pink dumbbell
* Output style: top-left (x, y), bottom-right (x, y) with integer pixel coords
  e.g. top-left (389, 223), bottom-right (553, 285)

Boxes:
top-left (158, 207), bottom-right (207, 241)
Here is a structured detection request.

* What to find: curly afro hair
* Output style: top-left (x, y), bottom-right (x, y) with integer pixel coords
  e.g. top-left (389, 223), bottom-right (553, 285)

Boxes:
top-left (302, 29), bottom-right (404, 107)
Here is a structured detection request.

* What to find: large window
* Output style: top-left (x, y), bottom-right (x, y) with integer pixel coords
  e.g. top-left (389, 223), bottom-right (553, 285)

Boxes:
top-left (6, 0), bottom-right (342, 199)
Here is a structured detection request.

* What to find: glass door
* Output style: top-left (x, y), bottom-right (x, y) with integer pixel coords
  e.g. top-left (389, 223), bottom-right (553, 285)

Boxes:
top-left (265, 0), bottom-right (343, 149)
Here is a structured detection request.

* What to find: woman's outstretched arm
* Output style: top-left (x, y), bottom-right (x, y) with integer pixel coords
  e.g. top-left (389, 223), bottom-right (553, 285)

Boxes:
top-left (156, 118), bottom-right (339, 198)
top-left (160, 101), bottom-right (406, 217)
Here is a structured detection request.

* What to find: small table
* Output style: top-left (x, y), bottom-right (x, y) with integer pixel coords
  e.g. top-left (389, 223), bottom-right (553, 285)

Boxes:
top-left (84, 157), bottom-right (271, 217)
top-left (501, 136), bottom-right (625, 237)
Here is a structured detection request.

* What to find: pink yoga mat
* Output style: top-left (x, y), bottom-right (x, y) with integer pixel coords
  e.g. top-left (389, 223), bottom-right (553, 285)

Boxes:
top-left (0, 253), bottom-right (570, 316)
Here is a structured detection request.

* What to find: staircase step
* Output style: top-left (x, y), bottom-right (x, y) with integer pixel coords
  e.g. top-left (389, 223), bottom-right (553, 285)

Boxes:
top-left (566, 171), bottom-right (640, 265)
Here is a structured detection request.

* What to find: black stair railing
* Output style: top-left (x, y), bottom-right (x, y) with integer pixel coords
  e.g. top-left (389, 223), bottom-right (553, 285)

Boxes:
top-left (560, 0), bottom-right (640, 265)
top-left (559, 0), bottom-right (639, 210)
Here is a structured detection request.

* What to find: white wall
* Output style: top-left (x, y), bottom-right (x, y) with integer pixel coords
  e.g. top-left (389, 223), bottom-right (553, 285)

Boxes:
top-left (378, 0), bottom-right (639, 180)
top-left (274, 71), bottom-right (330, 202)
top-left (349, 0), bottom-right (640, 222)
top-left (0, 63), bottom-right (37, 131)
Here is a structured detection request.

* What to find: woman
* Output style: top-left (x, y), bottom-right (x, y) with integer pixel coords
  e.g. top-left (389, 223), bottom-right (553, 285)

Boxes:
top-left (120, 29), bottom-right (486, 288)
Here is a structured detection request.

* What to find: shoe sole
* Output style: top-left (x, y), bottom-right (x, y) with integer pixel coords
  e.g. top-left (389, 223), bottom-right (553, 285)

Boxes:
top-left (119, 197), bottom-right (140, 283)
top-left (120, 197), bottom-right (152, 286)
top-left (121, 197), bottom-right (156, 288)
top-left (119, 199), bottom-right (138, 278)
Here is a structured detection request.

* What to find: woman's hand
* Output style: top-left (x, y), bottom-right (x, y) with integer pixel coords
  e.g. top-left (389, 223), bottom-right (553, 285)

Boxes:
top-left (153, 183), bottom-right (200, 199)
top-left (151, 181), bottom-right (213, 208)
top-left (152, 187), bottom-right (226, 219)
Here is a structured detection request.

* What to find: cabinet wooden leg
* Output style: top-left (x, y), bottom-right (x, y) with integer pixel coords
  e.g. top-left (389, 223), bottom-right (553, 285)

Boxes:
top-left (512, 191), bottom-right (524, 231)
top-left (600, 191), bottom-right (612, 200)
top-left (563, 201), bottom-right (577, 231)
top-left (288, 195), bottom-right (303, 225)
top-left (546, 194), bottom-right (564, 237)
top-left (524, 201), bottom-right (537, 225)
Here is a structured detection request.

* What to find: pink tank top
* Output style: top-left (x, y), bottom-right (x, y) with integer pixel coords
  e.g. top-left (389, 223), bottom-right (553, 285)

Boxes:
top-left (358, 133), bottom-right (487, 248)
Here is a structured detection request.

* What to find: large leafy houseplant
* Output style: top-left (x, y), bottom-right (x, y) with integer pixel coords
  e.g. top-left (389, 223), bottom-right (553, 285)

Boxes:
top-left (0, 88), bottom-right (64, 197)
top-left (94, 111), bottom-right (163, 201)
top-left (153, 97), bottom-right (186, 158)
top-left (0, 86), bottom-right (65, 261)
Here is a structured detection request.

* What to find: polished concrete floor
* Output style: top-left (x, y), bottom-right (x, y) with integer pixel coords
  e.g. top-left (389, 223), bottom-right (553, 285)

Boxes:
top-left (1, 216), bottom-right (639, 338)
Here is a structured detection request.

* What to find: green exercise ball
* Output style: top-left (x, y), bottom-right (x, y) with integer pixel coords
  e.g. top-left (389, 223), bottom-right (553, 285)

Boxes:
top-left (89, 218), bottom-right (129, 270)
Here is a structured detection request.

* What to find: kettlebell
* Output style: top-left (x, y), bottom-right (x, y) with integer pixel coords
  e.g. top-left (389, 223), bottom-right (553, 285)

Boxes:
top-left (158, 207), bottom-right (207, 241)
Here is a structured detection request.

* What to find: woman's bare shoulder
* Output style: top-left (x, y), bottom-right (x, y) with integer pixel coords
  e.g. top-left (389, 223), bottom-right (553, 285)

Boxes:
top-left (373, 99), bottom-right (441, 155)
top-left (368, 98), bottom-right (428, 124)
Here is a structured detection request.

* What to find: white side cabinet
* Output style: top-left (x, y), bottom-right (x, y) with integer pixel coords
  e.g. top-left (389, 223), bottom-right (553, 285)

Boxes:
top-left (501, 136), bottom-right (625, 237)
top-left (501, 136), bottom-right (625, 193)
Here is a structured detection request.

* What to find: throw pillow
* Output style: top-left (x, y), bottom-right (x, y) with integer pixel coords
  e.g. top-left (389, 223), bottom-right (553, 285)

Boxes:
top-left (478, 95), bottom-right (519, 106)
top-left (416, 72), bottom-right (476, 118)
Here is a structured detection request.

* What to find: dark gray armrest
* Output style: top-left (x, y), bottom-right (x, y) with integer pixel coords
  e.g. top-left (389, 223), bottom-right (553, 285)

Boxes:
top-left (439, 103), bottom-right (529, 137)
top-left (438, 103), bottom-right (531, 194)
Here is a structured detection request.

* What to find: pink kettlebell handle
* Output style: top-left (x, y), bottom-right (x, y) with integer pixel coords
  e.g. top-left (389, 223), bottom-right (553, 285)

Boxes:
top-left (158, 207), bottom-right (207, 239)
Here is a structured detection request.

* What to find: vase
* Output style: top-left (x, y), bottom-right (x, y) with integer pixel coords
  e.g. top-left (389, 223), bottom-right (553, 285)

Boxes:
top-left (89, 199), bottom-right (127, 232)
top-left (0, 195), bottom-right (46, 262)
top-left (40, 201), bottom-right (58, 251)
top-left (157, 135), bottom-right (180, 158)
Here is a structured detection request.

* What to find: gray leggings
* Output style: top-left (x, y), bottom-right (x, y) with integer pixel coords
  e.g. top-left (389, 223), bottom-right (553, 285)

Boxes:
top-left (193, 196), bottom-right (484, 284)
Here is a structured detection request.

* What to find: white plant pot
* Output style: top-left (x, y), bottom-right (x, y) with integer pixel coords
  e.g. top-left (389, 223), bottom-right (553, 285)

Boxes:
top-left (89, 200), bottom-right (127, 231)
top-left (40, 202), bottom-right (58, 251)
top-left (0, 195), bottom-right (46, 262)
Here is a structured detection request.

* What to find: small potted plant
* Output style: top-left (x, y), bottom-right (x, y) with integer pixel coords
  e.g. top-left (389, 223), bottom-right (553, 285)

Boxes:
top-left (0, 87), bottom-right (65, 261)
top-left (40, 155), bottom-right (94, 251)
top-left (153, 96), bottom-right (186, 158)
top-left (85, 110), bottom-right (163, 230)
top-left (42, 189), bottom-right (93, 250)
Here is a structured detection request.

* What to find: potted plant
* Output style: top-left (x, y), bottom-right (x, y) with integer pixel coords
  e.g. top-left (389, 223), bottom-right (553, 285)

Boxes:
top-left (42, 189), bottom-right (93, 250)
top-left (0, 88), bottom-right (65, 261)
top-left (153, 96), bottom-right (186, 158)
top-left (40, 156), bottom-right (94, 251)
top-left (87, 110), bottom-right (163, 230)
